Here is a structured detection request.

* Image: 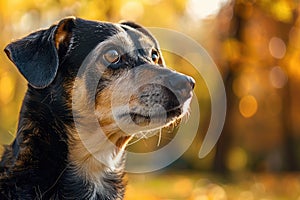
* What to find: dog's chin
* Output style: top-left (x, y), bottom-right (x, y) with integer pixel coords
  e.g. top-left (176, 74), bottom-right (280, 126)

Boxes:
top-left (129, 108), bottom-right (182, 138)
top-left (129, 107), bottom-right (182, 126)
top-left (117, 97), bottom-right (192, 138)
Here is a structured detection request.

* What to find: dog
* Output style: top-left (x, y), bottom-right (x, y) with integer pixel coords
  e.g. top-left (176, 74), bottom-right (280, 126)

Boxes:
top-left (0, 17), bottom-right (195, 199)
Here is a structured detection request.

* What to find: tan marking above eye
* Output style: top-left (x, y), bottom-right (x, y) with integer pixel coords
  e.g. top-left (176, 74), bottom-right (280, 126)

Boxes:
top-left (103, 49), bottom-right (120, 64)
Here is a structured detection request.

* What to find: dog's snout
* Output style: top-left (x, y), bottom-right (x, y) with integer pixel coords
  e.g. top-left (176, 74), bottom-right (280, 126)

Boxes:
top-left (166, 72), bottom-right (195, 104)
top-left (169, 73), bottom-right (195, 91)
top-left (188, 76), bottom-right (195, 89)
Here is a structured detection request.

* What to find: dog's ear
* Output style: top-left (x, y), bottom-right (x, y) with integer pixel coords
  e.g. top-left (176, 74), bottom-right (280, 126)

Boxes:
top-left (4, 17), bottom-right (75, 89)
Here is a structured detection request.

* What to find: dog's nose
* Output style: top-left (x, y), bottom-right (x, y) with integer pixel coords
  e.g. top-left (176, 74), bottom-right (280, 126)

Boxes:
top-left (188, 76), bottom-right (195, 89)
top-left (169, 73), bottom-right (195, 91)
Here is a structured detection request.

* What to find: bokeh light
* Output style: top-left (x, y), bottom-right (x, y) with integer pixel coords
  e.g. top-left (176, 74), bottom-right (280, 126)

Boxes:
top-left (269, 66), bottom-right (288, 88)
top-left (232, 75), bottom-right (251, 98)
top-left (226, 147), bottom-right (248, 171)
top-left (269, 37), bottom-right (286, 59)
top-left (2, 0), bottom-right (300, 199)
top-left (239, 95), bottom-right (258, 118)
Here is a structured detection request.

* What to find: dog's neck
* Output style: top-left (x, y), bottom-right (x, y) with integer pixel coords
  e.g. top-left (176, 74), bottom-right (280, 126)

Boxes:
top-left (15, 87), bottom-right (130, 199)
top-left (64, 129), bottom-right (129, 199)
top-left (60, 132), bottom-right (128, 199)
top-left (66, 124), bottom-right (131, 193)
top-left (60, 165), bottom-right (126, 199)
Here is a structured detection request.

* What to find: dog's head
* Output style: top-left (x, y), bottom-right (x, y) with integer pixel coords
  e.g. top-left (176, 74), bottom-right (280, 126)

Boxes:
top-left (5, 17), bottom-right (194, 146)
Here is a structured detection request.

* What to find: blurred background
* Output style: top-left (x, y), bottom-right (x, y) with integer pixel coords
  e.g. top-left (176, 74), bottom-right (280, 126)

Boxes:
top-left (1, 0), bottom-right (300, 199)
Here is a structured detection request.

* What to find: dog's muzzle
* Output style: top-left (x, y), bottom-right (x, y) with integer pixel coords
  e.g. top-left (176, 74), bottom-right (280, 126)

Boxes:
top-left (113, 65), bottom-right (195, 132)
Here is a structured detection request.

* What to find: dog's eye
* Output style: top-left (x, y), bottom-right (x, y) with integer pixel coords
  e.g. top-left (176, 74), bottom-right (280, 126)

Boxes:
top-left (103, 49), bottom-right (120, 64)
top-left (151, 50), bottom-right (159, 64)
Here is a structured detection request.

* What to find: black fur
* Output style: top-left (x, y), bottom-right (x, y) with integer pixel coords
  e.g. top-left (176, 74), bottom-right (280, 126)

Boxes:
top-left (0, 17), bottom-right (130, 200)
top-left (0, 17), bottom-right (195, 200)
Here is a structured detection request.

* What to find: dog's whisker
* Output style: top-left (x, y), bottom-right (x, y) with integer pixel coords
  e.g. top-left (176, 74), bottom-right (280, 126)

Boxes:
top-left (157, 128), bottom-right (162, 147)
top-left (140, 131), bottom-right (149, 139)
top-left (1, 16), bottom-right (195, 199)
top-left (126, 137), bottom-right (144, 146)
top-left (7, 131), bottom-right (14, 137)
top-left (182, 112), bottom-right (190, 124)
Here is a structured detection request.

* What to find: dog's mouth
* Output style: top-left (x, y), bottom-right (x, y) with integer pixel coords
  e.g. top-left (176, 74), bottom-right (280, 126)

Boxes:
top-left (126, 84), bottom-right (190, 127)
top-left (128, 106), bottom-right (182, 126)
top-left (116, 106), bottom-right (182, 124)
top-left (96, 65), bottom-right (195, 137)
top-left (114, 94), bottom-right (191, 135)
top-left (109, 80), bottom-right (193, 136)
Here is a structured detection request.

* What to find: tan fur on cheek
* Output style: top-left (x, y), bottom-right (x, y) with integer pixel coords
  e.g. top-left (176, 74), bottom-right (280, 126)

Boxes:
top-left (68, 131), bottom-right (106, 180)
top-left (95, 86), bottom-right (123, 139)
top-left (68, 76), bottom-right (134, 182)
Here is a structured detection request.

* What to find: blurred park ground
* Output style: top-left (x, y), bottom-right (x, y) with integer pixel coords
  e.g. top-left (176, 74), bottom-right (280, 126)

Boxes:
top-left (1, 0), bottom-right (300, 199)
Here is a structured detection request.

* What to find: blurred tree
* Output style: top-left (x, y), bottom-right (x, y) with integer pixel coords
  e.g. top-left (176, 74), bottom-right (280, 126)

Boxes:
top-left (208, 0), bottom-right (300, 172)
top-left (2, 0), bottom-right (300, 174)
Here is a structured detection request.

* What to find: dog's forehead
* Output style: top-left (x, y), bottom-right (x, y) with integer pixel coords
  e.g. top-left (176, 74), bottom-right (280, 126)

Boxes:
top-left (69, 19), bottom-right (158, 66)
top-left (111, 24), bottom-right (156, 48)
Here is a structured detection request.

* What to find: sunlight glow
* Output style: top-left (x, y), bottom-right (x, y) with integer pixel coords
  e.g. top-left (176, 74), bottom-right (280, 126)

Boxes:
top-left (0, 74), bottom-right (15, 104)
top-left (120, 1), bottom-right (144, 21)
top-left (186, 0), bottom-right (228, 19)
